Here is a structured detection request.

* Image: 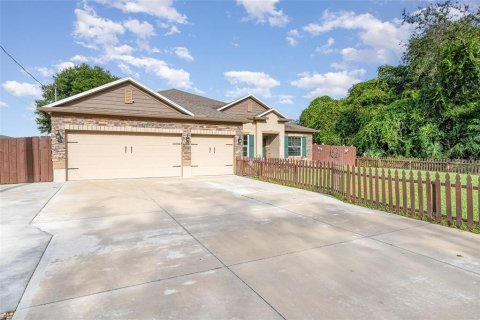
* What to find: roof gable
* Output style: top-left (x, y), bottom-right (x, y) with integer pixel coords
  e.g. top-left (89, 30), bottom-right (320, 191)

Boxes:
top-left (217, 95), bottom-right (270, 112)
top-left (41, 78), bottom-right (194, 116)
top-left (256, 108), bottom-right (288, 119)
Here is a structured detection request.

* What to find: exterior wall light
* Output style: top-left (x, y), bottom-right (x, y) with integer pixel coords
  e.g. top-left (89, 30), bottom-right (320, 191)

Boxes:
top-left (237, 136), bottom-right (243, 145)
top-left (183, 133), bottom-right (191, 145)
top-left (55, 130), bottom-right (63, 143)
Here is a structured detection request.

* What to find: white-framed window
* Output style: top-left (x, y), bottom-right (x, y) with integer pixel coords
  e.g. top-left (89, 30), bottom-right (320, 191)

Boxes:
top-left (288, 136), bottom-right (302, 157)
top-left (242, 135), bottom-right (249, 157)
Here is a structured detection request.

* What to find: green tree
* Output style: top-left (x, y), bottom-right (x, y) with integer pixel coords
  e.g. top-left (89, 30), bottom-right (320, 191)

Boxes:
top-left (297, 2), bottom-right (480, 159)
top-left (403, 1), bottom-right (480, 158)
top-left (298, 96), bottom-right (342, 145)
top-left (35, 64), bottom-right (119, 133)
top-left (336, 75), bottom-right (395, 147)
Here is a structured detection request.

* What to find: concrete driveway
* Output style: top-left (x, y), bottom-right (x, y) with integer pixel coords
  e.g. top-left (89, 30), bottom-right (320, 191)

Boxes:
top-left (2, 176), bottom-right (479, 319)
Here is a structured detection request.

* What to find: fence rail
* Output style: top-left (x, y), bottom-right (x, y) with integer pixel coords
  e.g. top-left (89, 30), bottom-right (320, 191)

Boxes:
top-left (356, 157), bottom-right (480, 175)
top-left (0, 136), bottom-right (53, 184)
top-left (236, 157), bottom-right (480, 230)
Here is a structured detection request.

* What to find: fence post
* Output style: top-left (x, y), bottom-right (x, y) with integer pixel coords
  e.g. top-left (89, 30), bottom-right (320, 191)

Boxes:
top-left (434, 173), bottom-right (442, 222)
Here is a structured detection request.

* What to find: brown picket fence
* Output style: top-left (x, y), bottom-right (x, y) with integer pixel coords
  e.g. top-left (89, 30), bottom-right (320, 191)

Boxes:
top-left (236, 157), bottom-right (480, 230)
top-left (0, 136), bottom-right (53, 184)
top-left (356, 157), bottom-right (480, 175)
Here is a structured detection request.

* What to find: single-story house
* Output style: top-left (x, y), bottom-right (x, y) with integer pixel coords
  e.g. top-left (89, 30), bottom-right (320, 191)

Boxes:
top-left (39, 78), bottom-right (316, 181)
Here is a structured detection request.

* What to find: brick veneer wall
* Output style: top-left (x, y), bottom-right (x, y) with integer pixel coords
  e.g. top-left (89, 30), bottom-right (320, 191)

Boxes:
top-left (51, 114), bottom-right (243, 169)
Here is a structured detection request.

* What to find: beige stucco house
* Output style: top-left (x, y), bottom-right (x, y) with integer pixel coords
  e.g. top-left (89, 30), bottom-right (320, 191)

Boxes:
top-left (39, 78), bottom-right (316, 181)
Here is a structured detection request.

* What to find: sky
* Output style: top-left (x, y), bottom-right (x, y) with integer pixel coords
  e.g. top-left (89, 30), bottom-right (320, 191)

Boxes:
top-left (0, 0), bottom-right (449, 137)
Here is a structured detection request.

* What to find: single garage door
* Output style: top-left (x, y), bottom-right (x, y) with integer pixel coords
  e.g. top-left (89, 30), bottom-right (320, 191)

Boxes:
top-left (191, 136), bottom-right (234, 176)
top-left (67, 132), bottom-right (182, 180)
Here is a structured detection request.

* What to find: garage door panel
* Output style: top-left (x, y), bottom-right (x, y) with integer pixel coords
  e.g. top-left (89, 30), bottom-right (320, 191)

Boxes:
top-left (191, 136), bottom-right (234, 176)
top-left (67, 133), bottom-right (181, 180)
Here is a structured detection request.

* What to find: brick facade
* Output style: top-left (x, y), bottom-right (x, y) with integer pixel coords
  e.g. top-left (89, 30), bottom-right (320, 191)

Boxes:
top-left (51, 114), bottom-right (243, 170)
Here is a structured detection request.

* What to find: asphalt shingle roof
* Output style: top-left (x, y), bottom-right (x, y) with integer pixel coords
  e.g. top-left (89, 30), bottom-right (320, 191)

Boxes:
top-left (158, 89), bottom-right (244, 121)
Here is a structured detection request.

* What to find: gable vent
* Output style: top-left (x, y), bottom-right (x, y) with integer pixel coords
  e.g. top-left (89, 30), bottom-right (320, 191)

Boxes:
top-left (124, 88), bottom-right (134, 104)
top-left (247, 99), bottom-right (252, 112)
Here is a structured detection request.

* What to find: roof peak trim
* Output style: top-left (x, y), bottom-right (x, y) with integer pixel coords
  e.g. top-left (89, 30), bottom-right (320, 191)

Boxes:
top-left (217, 94), bottom-right (271, 111)
top-left (40, 77), bottom-right (195, 117)
top-left (256, 108), bottom-right (288, 119)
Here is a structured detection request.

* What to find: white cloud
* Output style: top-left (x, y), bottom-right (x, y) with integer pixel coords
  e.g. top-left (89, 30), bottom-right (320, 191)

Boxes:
top-left (0, 101), bottom-right (7, 108)
top-left (36, 67), bottom-right (54, 77)
top-left (173, 47), bottom-right (194, 62)
top-left (278, 95), bottom-right (293, 104)
top-left (315, 37), bottom-right (335, 54)
top-left (341, 47), bottom-right (392, 64)
top-left (291, 69), bottom-right (366, 99)
top-left (286, 29), bottom-right (300, 46)
top-left (71, 4), bottom-right (197, 91)
top-left (124, 19), bottom-right (155, 39)
top-left (164, 25), bottom-right (180, 36)
top-left (237, 0), bottom-right (289, 27)
top-left (2, 81), bottom-right (42, 98)
top-left (74, 6), bottom-right (125, 48)
top-left (115, 55), bottom-right (194, 89)
top-left (56, 61), bottom-right (75, 72)
top-left (70, 55), bottom-right (89, 63)
top-left (105, 44), bottom-right (134, 56)
top-left (96, 0), bottom-right (187, 24)
top-left (224, 71), bottom-right (280, 98)
top-left (303, 10), bottom-right (413, 63)
top-left (118, 63), bottom-right (140, 78)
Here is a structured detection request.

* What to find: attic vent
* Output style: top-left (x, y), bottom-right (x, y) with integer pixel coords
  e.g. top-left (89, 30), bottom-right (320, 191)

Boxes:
top-left (247, 100), bottom-right (252, 112)
top-left (124, 89), bottom-right (134, 104)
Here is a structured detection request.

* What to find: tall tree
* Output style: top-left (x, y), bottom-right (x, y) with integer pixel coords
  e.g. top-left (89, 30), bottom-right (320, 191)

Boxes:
top-left (298, 96), bottom-right (343, 145)
top-left (298, 1), bottom-right (480, 159)
top-left (35, 64), bottom-right (119, 133)
top-left (403, 1), bottom-right (480, 158)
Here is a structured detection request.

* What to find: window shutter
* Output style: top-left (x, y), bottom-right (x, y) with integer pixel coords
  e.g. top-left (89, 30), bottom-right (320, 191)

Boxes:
top-left (301, 136), bottom-right (307, 157)
top-left (284, 135), bottom-right (289, 158)
top-left (248, 134), bottom-right (254, 158)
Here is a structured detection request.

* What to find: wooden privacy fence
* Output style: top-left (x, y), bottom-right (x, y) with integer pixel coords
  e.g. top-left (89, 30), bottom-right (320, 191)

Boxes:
top-left (236, 157), bottom-right (480, 230)
top-left (357, 157), bottom-right (480, 175)
top-left (0, 137), bottom-right (53, 184)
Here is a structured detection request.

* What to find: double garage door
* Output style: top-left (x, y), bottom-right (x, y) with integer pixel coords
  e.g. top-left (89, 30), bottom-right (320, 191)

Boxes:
top-left (67, 132), bottom-right (233, 181)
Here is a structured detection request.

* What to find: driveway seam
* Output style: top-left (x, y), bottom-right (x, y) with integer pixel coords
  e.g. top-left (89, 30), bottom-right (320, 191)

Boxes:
top-left (239, 193), bottom-right (480, 277)
top-left (369, 237), bottom-right (480, 277)
top-left (21, 266), bottom-right (225, 310)
top-left (15, 184), bottom-right (65, 312)
top-left (28, 183), bottom-right (65, 225)
top-left (15, 233), bottom-right (53, 311)
top-left (0, 183), bottom-right (26, 192)
top-left (240, 194), bottom-right (366, 237)
top-left (135, 182), bottom-right (287, 320)
top-left (227, 236), bottom-right (366, 268)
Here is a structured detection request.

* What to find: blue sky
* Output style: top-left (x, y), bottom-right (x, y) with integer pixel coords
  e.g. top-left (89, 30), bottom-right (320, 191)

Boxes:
top-left (0, 0), bottom-right (442, 137)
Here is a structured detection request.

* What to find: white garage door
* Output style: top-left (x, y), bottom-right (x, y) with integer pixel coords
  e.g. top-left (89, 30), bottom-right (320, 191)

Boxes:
top-left (67, 132), bottom-right (182, 180)
top-left (191, 136), bottom-right (234, 176)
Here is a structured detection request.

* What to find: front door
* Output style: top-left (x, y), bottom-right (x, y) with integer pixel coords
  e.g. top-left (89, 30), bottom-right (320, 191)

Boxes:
top-left (262, 136), bottom-right (270, 158)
